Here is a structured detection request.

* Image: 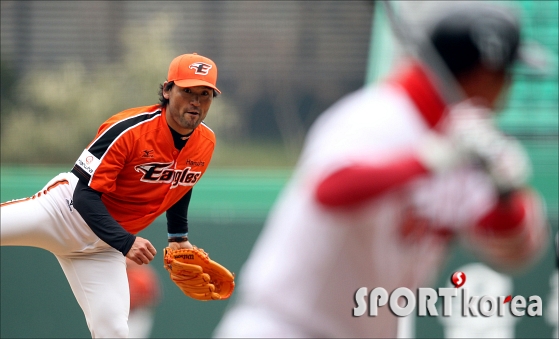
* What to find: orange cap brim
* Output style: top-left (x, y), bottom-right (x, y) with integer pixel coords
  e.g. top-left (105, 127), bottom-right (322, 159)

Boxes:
top-left (174, 79), bottom-right (221, 94)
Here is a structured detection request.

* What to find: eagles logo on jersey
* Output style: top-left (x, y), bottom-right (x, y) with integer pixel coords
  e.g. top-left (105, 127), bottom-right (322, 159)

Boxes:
top-left (135, 162), bottom-right (201, 188)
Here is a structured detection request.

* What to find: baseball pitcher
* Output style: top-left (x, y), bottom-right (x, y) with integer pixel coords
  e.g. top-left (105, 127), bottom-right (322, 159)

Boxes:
top-left (1, 53), bottom-right (234, 338)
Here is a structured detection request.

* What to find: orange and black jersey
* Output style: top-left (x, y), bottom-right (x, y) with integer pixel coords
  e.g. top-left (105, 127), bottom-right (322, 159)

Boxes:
top-left (71, 104), bottom-right (215, 254)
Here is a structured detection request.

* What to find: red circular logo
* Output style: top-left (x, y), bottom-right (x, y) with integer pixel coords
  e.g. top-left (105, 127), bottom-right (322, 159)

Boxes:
top-left (85, 156), bottom-right (93, 164)
top-left (451, 271), bottom-right (466, 288)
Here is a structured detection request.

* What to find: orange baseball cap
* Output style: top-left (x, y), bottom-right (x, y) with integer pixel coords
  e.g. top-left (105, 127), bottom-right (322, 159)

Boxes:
top-left (167, 53), bottom-right (221, 93)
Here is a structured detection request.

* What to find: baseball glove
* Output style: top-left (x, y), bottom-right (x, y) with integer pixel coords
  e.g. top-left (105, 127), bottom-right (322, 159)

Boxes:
top-left (163, 247), bottom-right (235, 301)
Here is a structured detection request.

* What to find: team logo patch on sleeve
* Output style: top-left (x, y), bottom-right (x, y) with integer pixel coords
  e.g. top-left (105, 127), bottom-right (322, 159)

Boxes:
top-left (75, 149), bottom-right (101, 176)
top-left (135, 162), bottom-right (202, 188)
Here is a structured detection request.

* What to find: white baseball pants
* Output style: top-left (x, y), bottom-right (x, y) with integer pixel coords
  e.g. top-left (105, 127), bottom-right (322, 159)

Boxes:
top-left (1, 172), bottom-right (130, 338)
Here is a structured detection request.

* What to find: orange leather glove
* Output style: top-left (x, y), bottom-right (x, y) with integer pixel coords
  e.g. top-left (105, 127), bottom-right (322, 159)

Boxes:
top-left (163, 247), bottom-right (235, 301)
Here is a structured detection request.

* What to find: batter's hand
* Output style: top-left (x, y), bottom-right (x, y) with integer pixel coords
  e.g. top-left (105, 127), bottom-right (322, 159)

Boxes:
top-left (126, 237), bottom-right (157, 265)
top-left (444, 100), bottom-right (531, 194)
top-left (418, 100), bottom-right (531, 194)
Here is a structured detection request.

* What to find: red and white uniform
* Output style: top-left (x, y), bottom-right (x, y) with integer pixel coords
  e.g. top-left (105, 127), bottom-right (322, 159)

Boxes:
top-left (214, 63), bottom-right (545, 338)
top-left (1, 104), bottom-right (215, 337)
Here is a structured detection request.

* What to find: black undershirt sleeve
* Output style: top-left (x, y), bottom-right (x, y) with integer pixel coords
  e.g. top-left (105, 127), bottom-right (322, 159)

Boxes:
top-left (166, 188), bottom-right (192, 234)
top-left (72, 180), bottom-right (136, 256)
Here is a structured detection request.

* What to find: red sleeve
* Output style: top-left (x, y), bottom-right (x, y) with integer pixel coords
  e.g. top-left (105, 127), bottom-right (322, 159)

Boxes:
top-left (465, 189), bottom-right (547, 272)
top-left (475, 191), bottom-right (527, 235)
top-left (315, 155), bottom-right (429, 207)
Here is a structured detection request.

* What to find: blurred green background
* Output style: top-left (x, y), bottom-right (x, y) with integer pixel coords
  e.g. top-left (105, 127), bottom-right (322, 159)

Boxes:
top-left (1, 1), bottom-right (557, 338)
